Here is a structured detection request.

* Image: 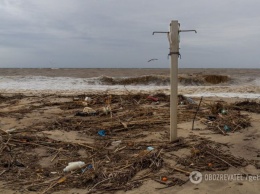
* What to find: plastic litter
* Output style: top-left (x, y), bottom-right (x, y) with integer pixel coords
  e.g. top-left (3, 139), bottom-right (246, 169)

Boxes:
top-left (82, 164), bottom-right (93, 173)
top-left (6, 128), bottom-right (16, 133)
top-left (147, 146), bottom-right (154, 151)
top-left (73, 97), bottom-right (80, 101)
top-left (83, 107), bottom-right (96, 114)
top-left (98, 130), bottom-right (106, 137)
top-left (147, 96), bottom-right (158, 102)
top-left (63, 161), bottom-right (85, 172)
top-left (221, 109), bottom-right (227, 115)
top-left (111, 140), bottom-right (122, 146)
top-left (84, 97), bottom-right (92, 103)
top-left (102, 106), bottom-right (111, 115)
top-left (186, 97), bottom-right (196, 104)
top-left (224, 125), bottom-right (230, 132)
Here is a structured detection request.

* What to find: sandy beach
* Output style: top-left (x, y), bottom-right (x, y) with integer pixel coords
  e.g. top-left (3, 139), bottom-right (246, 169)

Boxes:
top-left (0, 68), bottom-right (259, 194)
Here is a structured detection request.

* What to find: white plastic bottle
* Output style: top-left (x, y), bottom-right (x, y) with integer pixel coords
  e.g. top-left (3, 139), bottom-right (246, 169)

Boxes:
top-left (63, 161), bottom-right (85, 172)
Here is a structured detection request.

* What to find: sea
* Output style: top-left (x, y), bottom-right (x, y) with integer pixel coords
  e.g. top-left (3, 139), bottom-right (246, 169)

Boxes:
top-left (0, 68), bottom-right (259, 99)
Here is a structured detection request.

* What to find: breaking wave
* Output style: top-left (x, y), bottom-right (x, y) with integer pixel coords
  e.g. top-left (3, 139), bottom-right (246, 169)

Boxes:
top-left (95, 74), bottom-right (232, 86)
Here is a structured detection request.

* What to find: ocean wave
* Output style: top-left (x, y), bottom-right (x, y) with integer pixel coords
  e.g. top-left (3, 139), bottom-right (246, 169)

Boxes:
top-left (95, 74), bottom-right (232, 86)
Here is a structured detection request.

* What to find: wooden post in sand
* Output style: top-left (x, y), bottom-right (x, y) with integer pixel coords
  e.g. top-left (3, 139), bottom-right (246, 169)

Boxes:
top-left (169, 21), bottom-right (179, 142)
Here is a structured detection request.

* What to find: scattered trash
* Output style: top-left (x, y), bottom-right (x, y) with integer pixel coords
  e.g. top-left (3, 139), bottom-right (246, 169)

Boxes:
top-left (83, 107), bottom-right (96, 114)
top-left (6, 128), bottom-right (16, 133)
top-left (221, 109), bottom-right (227, 115)
top-left (111, 140), bottom-right (122, 146)
top-left (57, 176), bottom-right (67, 183)
top-left (73, 97), bottom-right (80, 101)
top-left (87, 164), bottom-right (93, 169)
top-left (75, 107), bottom-right (97, 116)
top-left (147, 146), bottom-right (154, 151)
top-left (98, 130), bottom-right (106, 137)
top-left (102, 106), bottom-right (111, 115)
top-left (84, 97), bottom-right (92, 103)
top-left (82, 164), bottom-right (93, 173)
top-left (147, 96), bottom-right (158, 102)
top-left (161, 177), bottom-right (168, 181)
top-left (224, 125), bottom-right (230, 132)
top-left (186, 97), bottom-right (196, 104)
top-left (63, 161), bottom-right (86, 172)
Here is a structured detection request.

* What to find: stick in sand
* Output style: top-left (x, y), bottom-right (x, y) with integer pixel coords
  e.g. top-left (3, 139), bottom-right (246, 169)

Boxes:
top-left (192, 96), bottom-right (203, 130)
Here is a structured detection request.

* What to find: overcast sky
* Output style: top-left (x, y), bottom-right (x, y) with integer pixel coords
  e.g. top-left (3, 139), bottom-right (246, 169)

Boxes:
top-left (0, 0), bottom-right (259, 68)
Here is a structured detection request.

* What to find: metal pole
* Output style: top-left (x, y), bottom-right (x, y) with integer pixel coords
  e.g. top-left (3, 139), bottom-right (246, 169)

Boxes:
top-left (169, 20), bottom-right (179, 142)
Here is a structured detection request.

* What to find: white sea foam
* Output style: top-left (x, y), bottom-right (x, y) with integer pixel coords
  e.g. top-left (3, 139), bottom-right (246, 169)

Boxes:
top-left (0, 76), bottom-right (259, 99)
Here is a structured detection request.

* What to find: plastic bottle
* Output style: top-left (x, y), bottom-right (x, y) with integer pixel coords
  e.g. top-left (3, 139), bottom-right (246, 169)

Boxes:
top-left (63, 161), bottom-right (85, 172)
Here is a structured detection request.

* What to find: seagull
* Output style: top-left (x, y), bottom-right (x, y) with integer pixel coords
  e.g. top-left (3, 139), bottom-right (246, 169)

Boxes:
top-left (147, 58), bottom-right (158, 62)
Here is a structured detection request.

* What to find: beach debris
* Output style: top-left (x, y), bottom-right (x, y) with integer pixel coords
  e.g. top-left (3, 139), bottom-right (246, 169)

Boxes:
top-left (83, 107), bottom-right (96, 114)
top-left (63, 161), bottom-right (86, 172)
top-left (178, 139), bottom-right (248, 171)
top-left (147, 146), bottom-right (155, 151)
top-left (6, 128), bottom-right (17, 133)
top-left (221, 109), bottom-right (227, 115)
top-left (75, 107), bottom-right (97, 116)
top-left (178, 94), bottom-right (197, 105)
top-left (161, 177), bottom-right (168, 181)
top-left (84, 96), bottom-right (92, 103)
top-left (186, 97), bottom-right (196, 104)
top-left (98, 130), bottom-right (106, 137)
top-left (102, 106), bottom-right (111, 115)
top-left (231, 100), bottom-right (260, 113)
top-left (0, 93), bottom-right (256, 193)
top-left (201, 102), bottom-right (251, 134)
top-left (82, 164), bottom-right (93, 173)
top-left (224, 125), bottom-right (230, 132)
top-left (147, 96), bottom-right (159, 102)
top-left (111, 140), bottom-right (122, 146)
top-left (73, 97), bottom-right (80, 101)
top-left (208, 163), bottom-right (213, 167)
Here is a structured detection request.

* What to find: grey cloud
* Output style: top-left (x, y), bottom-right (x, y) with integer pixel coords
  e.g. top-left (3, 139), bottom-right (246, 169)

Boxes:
top-left (0, 0), bottom-right (259, 68)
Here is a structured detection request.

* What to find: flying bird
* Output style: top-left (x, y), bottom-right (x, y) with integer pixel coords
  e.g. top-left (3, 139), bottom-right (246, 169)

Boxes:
top-left (147, 58), bottom-right (158, 62)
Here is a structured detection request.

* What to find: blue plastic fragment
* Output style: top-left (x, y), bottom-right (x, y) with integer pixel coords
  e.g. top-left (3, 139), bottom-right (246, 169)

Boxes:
top-left (98, 130), bottom-right (106, 137)
top-left (224, 125), bottom-right (230, 132)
